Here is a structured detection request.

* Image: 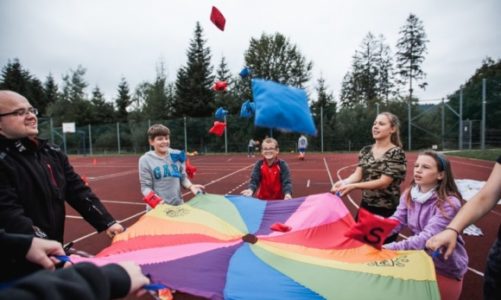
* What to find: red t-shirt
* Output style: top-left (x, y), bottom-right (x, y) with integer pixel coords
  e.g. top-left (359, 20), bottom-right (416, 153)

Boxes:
top-left (256, 160), bottom-right (283, 200)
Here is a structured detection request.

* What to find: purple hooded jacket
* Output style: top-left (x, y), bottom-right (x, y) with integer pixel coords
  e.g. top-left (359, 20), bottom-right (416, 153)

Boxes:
top-left (385, 190), bottom-right (469, 280)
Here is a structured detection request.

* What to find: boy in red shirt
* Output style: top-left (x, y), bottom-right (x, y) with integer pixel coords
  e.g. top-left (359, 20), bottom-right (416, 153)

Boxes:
top-left (241, 138), bottom-right (292, 200)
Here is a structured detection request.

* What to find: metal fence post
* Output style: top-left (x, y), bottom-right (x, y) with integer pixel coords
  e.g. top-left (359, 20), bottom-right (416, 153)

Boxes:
top-left (441, 98), bottom-right (445, 150)
top-left (459, 87), bottom-right (463, 150)
top-left (117, 122), bottom-right (121, 154)
top-left (88, 124), bottom-right (93, 156)
top-left (408, 99), bottom-right (412, 151)
top-left (481, 79), bottom-right (486, 150)
top-left (224, 115), bottom-right (228, 154)
top-left (320, 106), bottom-right (324, 153)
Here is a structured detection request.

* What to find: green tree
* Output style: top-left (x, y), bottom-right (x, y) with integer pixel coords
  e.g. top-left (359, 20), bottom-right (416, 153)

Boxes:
top-left (48, 66), bottom-right (92, 125)
top-left (42, 73), bottom-right (59, 114)
top-left (311, 77), bottom-right (337, 150)
top-left (115, 77), bottom-right (132, 122)
top-left (340, 33), bottom-right (394, 108)
top-left (173, 22), bottom-right (215, 117)
top-left (244, 32), bottom-right (312, 88)
top-left (395, 13), bottom-right (428, 97)
top-left (0, 58), bottom-right (46, 114)
top-left (136, 62), bottom-right (175, 121)
top-left (214, 56), bottom-right (240, 114)
top-left (395, 13), bottom-right (429, 150)
top-left (90, 86), bottom-right (115, 124)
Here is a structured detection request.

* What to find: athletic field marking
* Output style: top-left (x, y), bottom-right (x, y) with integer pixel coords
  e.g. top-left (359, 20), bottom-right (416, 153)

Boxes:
top-left (323, 157), bottom-right (335, 186)
top-left (306, 179), bottom-right (310, 188)
top-left (227, 180), bottom-right (249, 195)
top-left (335, 163), bottom-right (485, 277)
top-left (88, 170), bottom-right (138, 181)
top-left (66, 215), bottom-right (83, 219)
top-left (101, 200), bottom-right (145, 206)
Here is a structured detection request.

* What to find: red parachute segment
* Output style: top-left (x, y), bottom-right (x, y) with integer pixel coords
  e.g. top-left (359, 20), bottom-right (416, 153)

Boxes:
top-left (210, 6), bottom-right (226, 31)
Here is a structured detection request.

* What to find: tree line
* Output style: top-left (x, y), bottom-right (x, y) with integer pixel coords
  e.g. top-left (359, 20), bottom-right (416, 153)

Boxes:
top-left (1, 14), bottom-right (500, 152)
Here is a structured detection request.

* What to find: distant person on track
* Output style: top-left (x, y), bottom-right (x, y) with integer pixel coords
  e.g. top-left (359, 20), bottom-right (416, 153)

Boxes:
top-left (383, 151), bottom-right (468, 300)
top-left (427, 155), bottom-right (501, 300)
top-left (139, 124), bottom-right (204, 208)
top-left (241, 137), bottom-right (292, 200)
top-left (298, 134), bottom-right (308, 160)
top-left (330, 112), bottom-right (406, 243)
top-left (247, 138), bottom-right (256, 157)
top-left (0, 90), bottom-right (124, 243)
top-left (0, 229), bottom-right (150, 299)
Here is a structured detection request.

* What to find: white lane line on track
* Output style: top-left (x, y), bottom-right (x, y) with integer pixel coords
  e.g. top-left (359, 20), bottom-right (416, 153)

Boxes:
top-left (333, 162), bottom-right (485, 277)
top-left (69, 163), bottom-right (254, 245)
top-left (227, 180), bottom-right (250, 195)
top-left (66, 215), bottom-right (83, 219)
top-left (88, 170), bottom-right (138, 181)
top-left (306, 179), bottom-right (310, 188)
top-left (101, 200), bottom-right (146, 206)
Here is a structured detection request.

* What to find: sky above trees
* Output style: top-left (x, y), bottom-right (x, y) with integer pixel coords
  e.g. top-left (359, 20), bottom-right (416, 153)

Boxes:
top-left (1, 0), bottom-right (500, 102)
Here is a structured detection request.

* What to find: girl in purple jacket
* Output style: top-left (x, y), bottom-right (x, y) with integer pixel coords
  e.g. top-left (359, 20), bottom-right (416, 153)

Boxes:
top-left (384, 151), bottom-right (468, 300)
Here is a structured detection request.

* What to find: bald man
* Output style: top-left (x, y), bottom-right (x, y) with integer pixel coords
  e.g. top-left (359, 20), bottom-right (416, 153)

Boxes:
top-left (0, 90), bottom-right (124, 247)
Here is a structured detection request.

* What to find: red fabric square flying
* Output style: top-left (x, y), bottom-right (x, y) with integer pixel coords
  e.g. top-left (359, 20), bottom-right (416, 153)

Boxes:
top-left (209, 121), bottom-right (226, 136)
top-left (344, 208), bottom-right (399, 249)
top-left (210, 6), bottom-right (226, 31)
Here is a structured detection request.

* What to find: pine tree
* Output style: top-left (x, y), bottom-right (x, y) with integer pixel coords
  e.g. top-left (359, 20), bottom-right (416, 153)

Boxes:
top-left (115, 77), bottom-right (131, 122)
top-left (311, 77), bottom-right (337, 150)
top-left (214, 56), bottom-right (239, 113)
top-left (395, 13), bottom-right (429, 149)
top-left (0, 58), bottom-right (45, 113)
top-left (340, 33), bottom-right (394, 108)
top-left (173, 22), bottom-right (215, 117)
top-left (42, 73), bottom-right (59, 115)
top-left (395, 13), bottom-right (429, 98)
top-left (90, 86), bottom-right (115, 123)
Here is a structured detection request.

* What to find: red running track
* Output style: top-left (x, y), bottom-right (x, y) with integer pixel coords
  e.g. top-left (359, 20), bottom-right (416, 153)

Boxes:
top-left (65, 152), bottom-right (496, 300)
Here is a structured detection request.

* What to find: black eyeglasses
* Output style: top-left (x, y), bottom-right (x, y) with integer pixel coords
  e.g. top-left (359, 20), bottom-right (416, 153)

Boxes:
top-left (0, 107), bottom-right (38, 118)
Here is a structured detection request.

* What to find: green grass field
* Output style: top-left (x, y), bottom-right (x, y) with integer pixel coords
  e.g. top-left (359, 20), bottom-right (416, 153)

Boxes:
top-left (444, 149), bottom-right (501, 161)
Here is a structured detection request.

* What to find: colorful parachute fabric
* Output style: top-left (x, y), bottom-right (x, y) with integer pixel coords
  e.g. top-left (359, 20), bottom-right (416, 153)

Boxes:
top-left (251, 79), bottom-right (317, 135)
top-left (74, 193), bottom-right (440, 300)
top-left (209, 121), bottom-right (226, 136)
top-left (210, 6), bottom-right (226, 31)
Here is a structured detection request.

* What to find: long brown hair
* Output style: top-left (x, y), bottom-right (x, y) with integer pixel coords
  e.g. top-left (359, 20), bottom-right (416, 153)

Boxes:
top-left (405, 151), bottom-right (462, 213)
top-left (377, 112), bottom-right (402, 148)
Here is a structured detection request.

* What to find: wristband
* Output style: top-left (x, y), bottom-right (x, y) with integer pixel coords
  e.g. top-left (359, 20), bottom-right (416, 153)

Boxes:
top-left (445, 227), bottom-right (460, 235)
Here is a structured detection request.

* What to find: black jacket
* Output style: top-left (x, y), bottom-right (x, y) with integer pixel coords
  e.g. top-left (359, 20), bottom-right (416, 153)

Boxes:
top-left (0, 137), bottom-right (116, 243)
top-left (0, 262), bottom-right (131, 300)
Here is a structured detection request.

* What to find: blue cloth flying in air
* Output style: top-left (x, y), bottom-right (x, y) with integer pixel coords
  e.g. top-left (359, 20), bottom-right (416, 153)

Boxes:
top-left (215, 107), bottom-right (228, 120)
top-left (240, 100), bottom-right (255, 118)
top-left (239, 67), bottom-right (251, 78)
top-left (251, 79), bottom-right (316, 135)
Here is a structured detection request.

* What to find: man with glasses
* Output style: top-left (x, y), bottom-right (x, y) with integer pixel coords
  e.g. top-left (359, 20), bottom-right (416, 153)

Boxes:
top-left (0, 90), bottom-right (124, 278)
top-left (241, 137), bottom-right (292, 200)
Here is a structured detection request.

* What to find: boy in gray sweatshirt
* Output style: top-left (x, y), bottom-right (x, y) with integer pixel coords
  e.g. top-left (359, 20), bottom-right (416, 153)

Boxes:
top-left (138, 124), bottom-right (204, 207)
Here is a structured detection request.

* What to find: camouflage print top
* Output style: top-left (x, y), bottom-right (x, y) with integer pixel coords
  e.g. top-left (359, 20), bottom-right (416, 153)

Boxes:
top-left (358, 145), bottom-right (407, 209)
